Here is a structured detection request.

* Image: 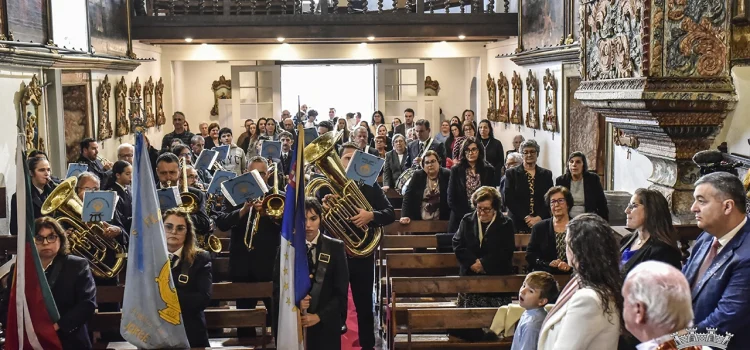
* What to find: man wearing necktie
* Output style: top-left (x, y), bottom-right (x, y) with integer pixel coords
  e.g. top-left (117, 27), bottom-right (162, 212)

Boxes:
top-left (407, 119), bottom-right (446, 167)
top-left (682, 172), bottom-right (750, 350)
top-left (279, 131), bottom-right (294, 177)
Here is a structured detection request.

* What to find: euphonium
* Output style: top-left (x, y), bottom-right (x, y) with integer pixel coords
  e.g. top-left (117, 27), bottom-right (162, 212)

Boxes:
top-left (178, 157), bottom-right (200, 214)
top-left (41, 177), bottom-right (127, 279)
top-left (304, 131), bottom-right (382, 257)
top-left (245, 164), bottom-right (284, 250)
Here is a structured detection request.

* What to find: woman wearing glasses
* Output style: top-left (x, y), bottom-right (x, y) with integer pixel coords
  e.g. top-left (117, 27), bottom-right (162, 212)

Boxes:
top-left (400, 151), bottom-right (451, 224)
top-left (451, 186), bottom-right (515, 339)
top-left (526, 186), bottom-right (574, 274)
top-left (504, 139), bottom-right (554, 233)
top-left (1, 217), bottom-right (97, 350)
top-left (163, 208), bottom-right (213, 348)
top-left (620, 189), bottom-right (681, 275)
top-left (447, 138), bottom-right (498, 233)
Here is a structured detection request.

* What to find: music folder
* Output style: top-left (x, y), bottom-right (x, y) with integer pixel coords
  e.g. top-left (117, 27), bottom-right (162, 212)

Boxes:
top-left (304, 127), bottom-right (319, 146)
top-left (82, 191), bottom-right (119, 223)
top-left (213, 145), bottom-right (230, 161)
top-left (207, 170), bottom-right (236, 195)
top-left (345, 150), bottom-right (385, 187)
top-left (157, 186), bottom-right (183, 212)
top-left (261, 140), bottom-right (282, 160)
top-left (220, 169), bottom-right (269, 207)
top-left (66, 163), bottom-right (88, 179)
top-left (194, 149), bottom-right (219, 171)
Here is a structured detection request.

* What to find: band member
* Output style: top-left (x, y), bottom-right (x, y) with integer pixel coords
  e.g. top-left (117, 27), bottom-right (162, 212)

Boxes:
top-left (400, 150), bottom-right (450, 224)
top-left (10, 156), bottom-right (56, 236)
top-left (274, 198), bottom-right (349, 350)
top-left (0, 217), bottom-right (97, 350)
top-left (77, 138), bottom-right (112, 184)
top-left (105, 160), bottom-right (133, 234)
top-left (28, 150), bottom-right (62, 184)
top-left (75, 172), bottom-right (126, 247)
top-left (321, 142), bottom-right (395, 350)
top-left (163, 209), bottom-right (213, 348)
top-left (155, 153), bottom-right (212, 236)
top-left (215, 156), bottom-right (281, 337)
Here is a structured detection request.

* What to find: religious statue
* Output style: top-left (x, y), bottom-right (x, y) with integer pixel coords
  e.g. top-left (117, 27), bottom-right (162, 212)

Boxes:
top-left (486, 74), bottom-right (498, 121)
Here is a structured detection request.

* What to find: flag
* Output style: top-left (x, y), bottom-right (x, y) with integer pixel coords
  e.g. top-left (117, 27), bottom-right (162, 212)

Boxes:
top-left (277, 125), bottom-right (310, 350)
top-left (6, 134), bottom-right (62, 350)
top-left (120, 132), bottom-right (190, 348)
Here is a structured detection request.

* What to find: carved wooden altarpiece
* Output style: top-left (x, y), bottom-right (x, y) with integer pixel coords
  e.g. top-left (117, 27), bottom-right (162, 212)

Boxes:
top-left (143, 76), bottom-right (156, 128)
top-left (510, 71), bottom-right (523, 125)
top-left (575, 0), bottom-right (737, 222)
top-left (97, 75), bottom-right (113, 141)
top-left (115, 77), bottom-right (129, 137)
top-left (525, 70), bottom-right (540, 130)
top-left (486, 73), bottom-right (498, 122)
top-left (497, 72), bottom-right (510, 124)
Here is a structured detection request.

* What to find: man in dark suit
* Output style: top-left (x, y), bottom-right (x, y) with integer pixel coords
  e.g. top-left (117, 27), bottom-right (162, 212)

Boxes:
top-left (155, 153), bottom-right (212, 236)
top-left (400, 150), bottom-right (450, 223)
top-left (407, 119), bottom-right (446, 167)
top-left (382, 134), bottom-right (410, 191)
top-left (215, 156), bottom-right (281, 337)
top-left (682, 172), bottom-right (750, 349)
top-left (279, 131), bottom-right (294, 177)
top-left (292, 198), bottom-right (349, 350)
top-left (394, 108), bottom-right (415, 137)
top-left (319, 143), bottom-right (395, 350)
top-left (77, 138), bottom-right (112, 185)
top-left (352, 126), bottom-right (379, 156)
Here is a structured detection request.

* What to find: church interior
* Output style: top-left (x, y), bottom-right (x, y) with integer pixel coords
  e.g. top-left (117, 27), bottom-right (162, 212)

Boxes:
top-left (0, 0), bottom-right (748, 349)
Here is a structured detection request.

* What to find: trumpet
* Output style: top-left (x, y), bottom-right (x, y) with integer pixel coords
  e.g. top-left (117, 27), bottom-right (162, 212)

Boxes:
top-left (178, 157), bottom-right (200, 214)
top-left (210, 160), bottom-right (227, 172)
top-left (97, 155), bottom-right (112, 166)
top-left (244, 164), bottom-right (284, 250)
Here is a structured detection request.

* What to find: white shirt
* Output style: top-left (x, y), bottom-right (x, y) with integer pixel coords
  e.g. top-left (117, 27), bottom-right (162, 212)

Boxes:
top-left (397, 153), bottom-right (404, 165)
top-left (717, 217), bottom-right (747, 254)
top-left (305, 121), bottom-right (316, 128)
top-left (169, 246), bottom-right (183, 268)
top-left (306, 231), bottom-right (321, 264)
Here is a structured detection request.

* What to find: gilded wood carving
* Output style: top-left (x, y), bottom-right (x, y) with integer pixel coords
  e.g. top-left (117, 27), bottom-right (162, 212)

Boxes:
top-left (156, 77), bottom-right (166, 126)
top-left (542, 69), bottom-right (558, 132)
top-left (497, 72), bottom-right (510, 123)
top-left (129, 77), bottom-right (142, 133)
top-left (665, 0), bottom-right (729, 77)
top-left (584, 0), bottom-right (643, 80)
top-left (115, 77), bottom-right (129, 137)
top-left (97, 75), bottom-right (113, 141)
top-left (143, 76), bottom-right (156, 128)
top-left (21, 74), bottom-right (43, 153)
top-left (525, 70), bottom-right (540, 129)
top-left (486, 73), bottom-right (498, 122)
top-left (211, 75), bottom-right (232, 117)
top-left (510, 71), bottom-right (523, 125)
top-left (613, 127), bottom-right (639, 149)
top-left (425, 76), bottom-right (440, 96)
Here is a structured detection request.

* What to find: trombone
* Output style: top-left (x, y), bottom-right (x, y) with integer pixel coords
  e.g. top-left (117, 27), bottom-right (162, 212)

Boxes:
top-left (178, 157), bottom-right (222, 253)
top-left (244, 164), bottom-right (285, 250)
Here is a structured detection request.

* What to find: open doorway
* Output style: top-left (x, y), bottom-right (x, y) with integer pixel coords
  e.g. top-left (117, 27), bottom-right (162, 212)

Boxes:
top-left (280, 64), bottom-right (375, 120)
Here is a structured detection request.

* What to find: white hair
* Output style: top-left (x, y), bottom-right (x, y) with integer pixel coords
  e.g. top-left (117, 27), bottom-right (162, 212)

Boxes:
top-left (117, 143), bottom-right (134, 153)
top-left (507, 152), bottom-right (523, 165)
top-left (624, 261), bottom-right (693, 332)
top-left (76, 171), bottom-right (100, 186)
top-left (353, 126), bottom-right (368, 136)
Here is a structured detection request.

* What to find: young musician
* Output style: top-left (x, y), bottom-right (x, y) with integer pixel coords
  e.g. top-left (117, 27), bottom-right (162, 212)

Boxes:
top-left (274, 198), bottom-right (349, 350)
top-left (105, 160), bottom-right (133, 234)
top-left (163, 209), bottom-right (213, 348)
top-left (321, 142), bottom-right (395, 350)
top-left (215, 156), bottom-right (282, 337)
top-left (10, 156), bottom-right (56, 236)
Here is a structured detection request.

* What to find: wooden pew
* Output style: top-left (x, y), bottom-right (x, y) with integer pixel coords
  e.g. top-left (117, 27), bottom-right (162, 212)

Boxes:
top-left (404, 308), bottom-right (510, 349)
top-left (384, 220), bottom-right (450, 235)
top-left (388, 275), bottom-right (571, 349)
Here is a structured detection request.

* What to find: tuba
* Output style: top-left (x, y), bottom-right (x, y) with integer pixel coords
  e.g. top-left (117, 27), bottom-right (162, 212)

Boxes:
top-left (41, 177), bottom-right (127, 279)
top-left (245, 164), bottom-right (284, 250)
top-left (304, 131), bottom-right (382, 257)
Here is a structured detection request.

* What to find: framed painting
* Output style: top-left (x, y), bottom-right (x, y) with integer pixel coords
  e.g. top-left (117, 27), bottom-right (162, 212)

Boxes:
top-left (87, 0), bottom-right (128, 56)
top-left (519, 0), bottom-right (565, 51)
top-left (6, 0), bottom-right (47, 44)
top-left (62, 71), bottom-right (93, 163)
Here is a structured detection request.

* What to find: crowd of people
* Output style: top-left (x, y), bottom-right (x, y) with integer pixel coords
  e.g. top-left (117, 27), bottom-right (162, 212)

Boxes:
top-left (1, 105), bottom-right (749, 350)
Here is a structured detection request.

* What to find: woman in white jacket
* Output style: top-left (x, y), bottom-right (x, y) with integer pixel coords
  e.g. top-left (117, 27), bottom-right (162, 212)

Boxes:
top-left (538, 213), bottom-right (622, 350)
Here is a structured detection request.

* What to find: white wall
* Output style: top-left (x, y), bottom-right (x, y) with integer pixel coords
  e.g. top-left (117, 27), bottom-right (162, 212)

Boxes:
top-left (713, 66), bottom-right (750, 156)
top-left (0, 66), bottom-right (44, 233)
top-left (92, 42), bottom-right (165, 161)
top-left (171, 60), bottom-right (232, 131)
top-left (398, 58), bottom-right (473, 121)
top-left (483, 39), bottom-right (565, 177)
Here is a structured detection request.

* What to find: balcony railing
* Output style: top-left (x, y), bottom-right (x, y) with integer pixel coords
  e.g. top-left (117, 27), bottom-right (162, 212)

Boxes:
top-left (136, 0), bottom-right (513, 16)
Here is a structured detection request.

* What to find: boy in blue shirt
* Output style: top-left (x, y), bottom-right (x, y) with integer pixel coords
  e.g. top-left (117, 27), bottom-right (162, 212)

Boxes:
top-left (511, 271), bottom-right (559, 350)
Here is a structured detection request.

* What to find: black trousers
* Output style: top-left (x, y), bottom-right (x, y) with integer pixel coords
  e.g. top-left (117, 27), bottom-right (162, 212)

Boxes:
top-left (347, 255), bottom-right (375, 349)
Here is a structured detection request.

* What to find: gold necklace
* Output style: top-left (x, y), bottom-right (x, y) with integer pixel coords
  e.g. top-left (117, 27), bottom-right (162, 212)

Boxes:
top-left (427, 177), bottom-right (439, 192)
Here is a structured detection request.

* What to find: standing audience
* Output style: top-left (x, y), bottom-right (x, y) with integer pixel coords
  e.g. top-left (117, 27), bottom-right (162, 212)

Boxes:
top-left (400, 151), bottom-right (450, 224)
top-left (477, 120), bottom-right (504, 182)
top-left (504, 139), bottom-right (553, 233)
top-left (382, 134), bottom-right (410, 191)
top-left (555, 152), bottom-right (608, 219)
top-left (161, 112), bottom-right (195, 151)
top-left (447, 138), bottom-right (497, 233)
top-left (204, 122), bottom-right (221, 150)
top-left (218, 127), bottom-right (247, 177)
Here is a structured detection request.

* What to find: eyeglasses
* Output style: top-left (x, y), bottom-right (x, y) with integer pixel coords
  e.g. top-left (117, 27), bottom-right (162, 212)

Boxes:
top-left (34, 234), bottom-right (58, 244)
top-left (549, 198), bottom-right (567, 206)
top-left (465, 147), bottom-right (479, 154)
top-left (626, 203), bottom-right (640, 211)
top-left (187, 174), bottom-right (198, 179)
top-left (77, 186), bottom-right (99, 192)
top-left (522, 150), bottom-right (537, 155)
top-left (476, 207), bottom-right (495, 214)
top-left (424, 159), bottom-right (438, 165)
top-left (164, 223), bottom-right (187, 234)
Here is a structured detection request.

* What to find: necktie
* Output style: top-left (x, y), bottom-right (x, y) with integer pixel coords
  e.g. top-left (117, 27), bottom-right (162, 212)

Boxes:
top-left (419, 142), bottom-right (425, 155)
top-left (307, 244), bottom-right (315, 277)
top-left (694, 238), bottom-right (721, 286)
top-left (169, 254), bottom-right (179, 268)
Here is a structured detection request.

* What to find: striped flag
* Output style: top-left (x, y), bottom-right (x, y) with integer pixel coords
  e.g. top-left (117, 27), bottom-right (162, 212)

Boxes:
top-left (277, 125), bottom-right (310, 350)
top-left (5, 134), bottom-right (63, 350)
